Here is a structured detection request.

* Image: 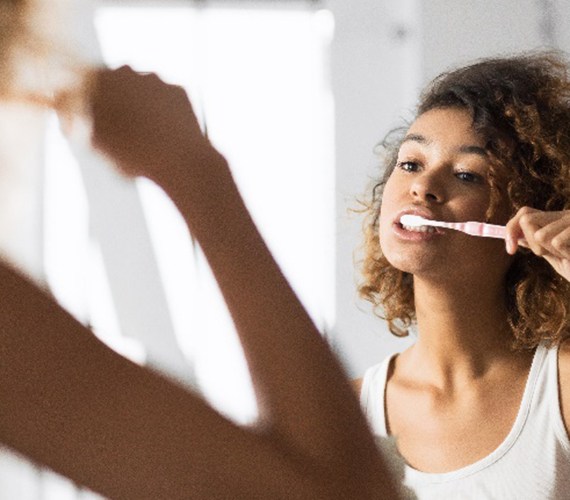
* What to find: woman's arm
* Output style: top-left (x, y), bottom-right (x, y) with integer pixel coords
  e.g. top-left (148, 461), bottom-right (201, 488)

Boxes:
top-left (0, 261), bottom-right (326, 499)
top-left (88, 66), bottom-right (398, 496)
top-left (0, 66), bottom-right (399, 498)
top-left (88, 65), bottom-right (397, 497)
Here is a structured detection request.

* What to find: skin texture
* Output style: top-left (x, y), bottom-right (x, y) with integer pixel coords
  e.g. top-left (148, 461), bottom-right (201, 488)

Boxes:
top-left (359, 107), bottom-right (570, 473)
top-left (0, 67), bottom-right (399, 499)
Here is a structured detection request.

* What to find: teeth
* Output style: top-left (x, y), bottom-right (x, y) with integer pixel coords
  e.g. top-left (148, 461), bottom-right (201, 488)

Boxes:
top-left (402, 224), bottom-right (436, 233)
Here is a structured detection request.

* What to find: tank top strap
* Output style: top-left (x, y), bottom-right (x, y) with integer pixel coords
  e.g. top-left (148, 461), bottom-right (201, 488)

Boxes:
top-left (360, 353), bottom-right (397, 437)
top-left (541, 343), bottom-right (570, 449)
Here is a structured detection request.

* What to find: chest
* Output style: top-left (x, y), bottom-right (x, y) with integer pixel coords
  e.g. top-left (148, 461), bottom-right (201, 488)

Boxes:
top-left (385, 376), bottom-right (526, 473)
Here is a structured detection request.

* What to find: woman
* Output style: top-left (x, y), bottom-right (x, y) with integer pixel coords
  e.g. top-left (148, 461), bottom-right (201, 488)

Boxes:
top-left (357, 53), bottom-right (570, 498)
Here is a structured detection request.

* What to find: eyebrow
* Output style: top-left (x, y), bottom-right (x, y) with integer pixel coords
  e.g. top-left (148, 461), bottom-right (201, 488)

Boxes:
top-left (401, 133), bottom-right (488, 157)
top-left (458, 145), bottom-right (488, 157)
top-left (402, 133), bottom-right (429, 145)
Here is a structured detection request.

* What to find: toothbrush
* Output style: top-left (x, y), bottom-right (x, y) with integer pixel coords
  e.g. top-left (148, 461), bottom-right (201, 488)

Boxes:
top-left (400, 214), bottom-right (506, 239)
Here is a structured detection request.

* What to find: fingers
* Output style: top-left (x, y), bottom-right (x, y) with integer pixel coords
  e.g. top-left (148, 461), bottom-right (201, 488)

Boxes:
top-left (505, 206), bottom-right (537, 254)
top-left (505, 207), bottom-right (570, 259)
top-left (87, 65), bottom-right (203, 179)
top-left (517, 207), bottom-right (546, 256)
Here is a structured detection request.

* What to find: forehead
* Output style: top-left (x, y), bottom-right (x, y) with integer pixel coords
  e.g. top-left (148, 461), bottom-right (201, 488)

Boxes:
top-left (404, 107), bottom-right (485, 148)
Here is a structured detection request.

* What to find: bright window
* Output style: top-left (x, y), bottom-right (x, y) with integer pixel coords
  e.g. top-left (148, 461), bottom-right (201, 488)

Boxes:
top-left (45, 3), bottom-right (335, 424)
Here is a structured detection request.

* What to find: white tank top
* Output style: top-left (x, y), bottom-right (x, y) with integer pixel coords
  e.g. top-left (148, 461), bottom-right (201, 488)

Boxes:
top-left (360, 343), bottom-right (570, 499)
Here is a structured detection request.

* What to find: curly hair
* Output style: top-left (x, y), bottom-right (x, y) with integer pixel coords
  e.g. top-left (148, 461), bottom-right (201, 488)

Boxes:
top-left (358, 51), bottom-right (570, 349)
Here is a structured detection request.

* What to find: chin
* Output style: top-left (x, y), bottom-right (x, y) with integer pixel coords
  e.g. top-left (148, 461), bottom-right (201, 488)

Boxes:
top-left (381, 243), bottom-right (445, 278)
top-left (385, 255), bottom-right (426, 276)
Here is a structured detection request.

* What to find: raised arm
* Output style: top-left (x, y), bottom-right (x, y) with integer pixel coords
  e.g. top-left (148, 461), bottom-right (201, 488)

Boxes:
top-left (89, 65), bottom-right (397, 497)
top-left (0, 262), bottom-right (322, 499)
top-left (0, 66), bottom-right (399, 499)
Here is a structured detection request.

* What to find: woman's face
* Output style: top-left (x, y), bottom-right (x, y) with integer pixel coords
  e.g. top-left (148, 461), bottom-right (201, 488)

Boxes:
top-left (379, 107), bottom-right (513, 283)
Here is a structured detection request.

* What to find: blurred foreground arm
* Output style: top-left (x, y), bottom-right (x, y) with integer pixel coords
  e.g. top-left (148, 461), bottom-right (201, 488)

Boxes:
top-left (0, 66), bottom-right (399, 499)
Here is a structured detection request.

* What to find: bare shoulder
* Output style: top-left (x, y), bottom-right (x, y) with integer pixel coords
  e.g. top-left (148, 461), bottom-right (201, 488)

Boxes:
top-left (558, 337), bottom-right (570, 435)
top-left (352, 378), bottom-right (363, 396)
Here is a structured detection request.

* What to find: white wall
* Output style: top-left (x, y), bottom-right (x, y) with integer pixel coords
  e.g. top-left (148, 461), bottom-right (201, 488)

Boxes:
top-left (421, 0), bottom-right (544, 83)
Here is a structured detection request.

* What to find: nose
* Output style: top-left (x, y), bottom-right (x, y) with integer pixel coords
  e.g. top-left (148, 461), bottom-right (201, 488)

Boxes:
top-left (409, 170), bottom-right (445, 203)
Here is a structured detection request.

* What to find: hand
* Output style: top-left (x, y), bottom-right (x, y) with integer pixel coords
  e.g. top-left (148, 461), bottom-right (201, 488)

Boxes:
top-left (89, 65), bottom-right (218, 185)
top-left (505, 207), bottom-right (570, 282)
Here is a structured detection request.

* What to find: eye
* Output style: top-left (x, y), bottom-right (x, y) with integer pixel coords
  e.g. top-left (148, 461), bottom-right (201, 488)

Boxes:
top-left (455, 171), bottom-right (483, 184)
top-left (396, 161), bottom-right (421, 173)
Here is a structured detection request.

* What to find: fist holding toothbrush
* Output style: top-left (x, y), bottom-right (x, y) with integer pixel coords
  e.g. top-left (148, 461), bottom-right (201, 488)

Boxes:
top-left (506, 207), bottom-right (570, 282)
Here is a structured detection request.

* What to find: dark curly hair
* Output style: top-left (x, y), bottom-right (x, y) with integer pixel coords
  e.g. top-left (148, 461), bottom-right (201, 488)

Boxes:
top-left (358, 51), bottom-right (570, 349)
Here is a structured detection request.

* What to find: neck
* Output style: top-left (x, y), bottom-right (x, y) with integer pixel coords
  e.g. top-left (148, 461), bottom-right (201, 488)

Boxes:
top-left (409, 274), bottom-right (517, 386)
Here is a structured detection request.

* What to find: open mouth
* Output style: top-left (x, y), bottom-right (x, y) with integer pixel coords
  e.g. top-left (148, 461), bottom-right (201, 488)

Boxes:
top-left (393, 211), bottom-right (445, 239)
top-left (399, 222), bottom-right (438, 234)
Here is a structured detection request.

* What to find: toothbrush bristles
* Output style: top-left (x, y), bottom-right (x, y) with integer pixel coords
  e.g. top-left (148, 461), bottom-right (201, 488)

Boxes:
top-left (400, 214), bottom-right (429, 227)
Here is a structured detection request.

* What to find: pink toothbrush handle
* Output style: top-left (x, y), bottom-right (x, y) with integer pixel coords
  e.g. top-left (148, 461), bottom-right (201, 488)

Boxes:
top-left (461, 222), bottom-right (507, 239)
top-left (444, 220), bottom-right (528, 247)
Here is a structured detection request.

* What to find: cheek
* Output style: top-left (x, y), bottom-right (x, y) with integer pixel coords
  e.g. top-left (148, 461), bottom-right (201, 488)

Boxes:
top-left (378, 176), bottom-right (406, 258)
top-left (378, 197), bottom-right (394, 251)
top-left (379, 178), bottom-right (397, 225)
top-left (453, 193), bottom-right (493, 222)
top-left (490, 196), bottom-right (514, 225)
